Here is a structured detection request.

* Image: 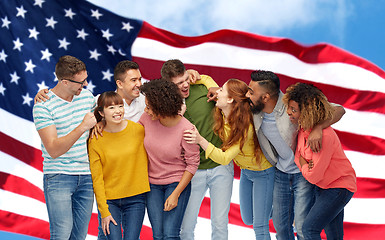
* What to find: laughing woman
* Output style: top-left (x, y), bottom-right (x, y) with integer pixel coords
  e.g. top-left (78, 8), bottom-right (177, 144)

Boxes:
top-left (88, 91), bottom-right (150, 240)
top-left (283, 82), bottom-right (356, 240)
top-left (139, 79), bottom-right (200, 240)
top-left (184, 79), bottom-right (275, 240)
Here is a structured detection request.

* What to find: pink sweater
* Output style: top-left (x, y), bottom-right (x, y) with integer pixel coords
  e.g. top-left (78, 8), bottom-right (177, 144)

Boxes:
top-left (295, 127), bottom-right (357, 192)
top-left (139, 112), bottom-right (200, 185)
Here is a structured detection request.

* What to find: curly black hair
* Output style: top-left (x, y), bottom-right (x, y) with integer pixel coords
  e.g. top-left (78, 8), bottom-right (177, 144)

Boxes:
top-left (140, 79), bottom-right (183, 117)
top-left (283, 82), bottom-right (334, 130)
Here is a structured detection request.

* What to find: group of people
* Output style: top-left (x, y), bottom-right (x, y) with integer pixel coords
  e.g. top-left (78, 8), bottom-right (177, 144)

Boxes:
top-left (33, 55), bottom-right (356, 240)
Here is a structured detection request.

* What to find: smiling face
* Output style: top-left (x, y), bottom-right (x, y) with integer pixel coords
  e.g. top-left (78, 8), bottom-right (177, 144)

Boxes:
top-left (116, 69), bottom-right (142, 104)
top-left (287, 99), bottom-right (300, 124)
top-left (170, 71), bottom-right (190, 99)
top-left (144, 97), bottom-right (158, 120)
top-left (215, 82), bottom-right (233, 110)
top-left (100, 103), bottom-right (124, 125)
top-left (246, 81), bottom-right (267, 114)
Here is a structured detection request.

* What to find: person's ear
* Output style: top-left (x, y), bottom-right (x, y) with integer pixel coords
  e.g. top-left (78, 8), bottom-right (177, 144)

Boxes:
top-left (116, 80), bottom-right (123, 89)
top-left (227, 98), bottom-right (234, 104)
top-left (262, 93), bottom-right (270, 103)
top-left (98, 111), bottom-right (104, 118)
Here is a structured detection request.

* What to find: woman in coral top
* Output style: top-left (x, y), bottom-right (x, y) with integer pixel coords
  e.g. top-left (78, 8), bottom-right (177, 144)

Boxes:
top-left (88, 91), bottom-right (150, 240)
top-left (184, 79), bottom-right (275, 239)
top-left (283, 82), bottom-right (356, 240)
top-left (139, 79), bottom-right (200, 240)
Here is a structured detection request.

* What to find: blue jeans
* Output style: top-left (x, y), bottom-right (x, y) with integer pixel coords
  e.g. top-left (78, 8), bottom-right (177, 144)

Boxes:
top-left (146, 182), bottom-right (191, 240)
top-left (272, 169), bottom-right (315, 240)
top-left (302, 187), bottom-right (354, 240)
top-left (43, 174), bottom-right (94, 240)
top-left (239, 167), bottom-right (275, 240)
top-left (180, 163), bottom-right (234, 240)
top-left (103, 193), bottom-right (146, 240)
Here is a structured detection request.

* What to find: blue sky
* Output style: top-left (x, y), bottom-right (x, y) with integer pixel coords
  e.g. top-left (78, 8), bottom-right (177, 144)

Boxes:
top-left (87, 0), bottom-right (385, 71)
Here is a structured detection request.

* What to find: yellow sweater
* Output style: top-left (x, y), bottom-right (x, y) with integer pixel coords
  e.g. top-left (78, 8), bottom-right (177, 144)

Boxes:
top-left (88, 120), bottom-right (150, 218)
top-left (206, 124), bottom-right (272, 171)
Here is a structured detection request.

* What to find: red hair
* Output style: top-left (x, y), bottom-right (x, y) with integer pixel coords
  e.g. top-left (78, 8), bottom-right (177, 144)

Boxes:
top-left (213, 79), bottom-right (260, 160)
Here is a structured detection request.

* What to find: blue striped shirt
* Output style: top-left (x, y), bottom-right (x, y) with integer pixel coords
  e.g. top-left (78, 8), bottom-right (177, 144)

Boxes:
top-left (33, 89), bottom-right (96, 174)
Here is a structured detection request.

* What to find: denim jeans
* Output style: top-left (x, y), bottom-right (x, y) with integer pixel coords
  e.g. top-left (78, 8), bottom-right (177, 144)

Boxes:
top-left (146, 182), bottom-right (191, 240)
top-left (180, 163), bottom-right (234, 240)
top-left (272, 169), bottom-right (315, 240)
top-left (239, 167), bottom-right (275, 240)
top-left (103, 193), bottom-right (146, 240)
top-left (43, 174), bottom-right (94, 240)
top-left (302, 187), bottom-right (354, 240)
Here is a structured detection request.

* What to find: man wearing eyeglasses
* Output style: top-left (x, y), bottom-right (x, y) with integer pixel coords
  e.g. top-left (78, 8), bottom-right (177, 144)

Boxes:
top-left (32, 55), bottom-right (97, 240)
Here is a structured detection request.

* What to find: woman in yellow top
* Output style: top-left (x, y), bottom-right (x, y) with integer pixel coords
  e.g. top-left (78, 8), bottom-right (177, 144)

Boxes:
top-left (88, 91), bottom-right (150, 240)
top-left (184, 79), bottom-right (275, 240)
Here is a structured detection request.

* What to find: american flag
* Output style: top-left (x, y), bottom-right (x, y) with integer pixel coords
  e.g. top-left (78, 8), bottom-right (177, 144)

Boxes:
top-left (0, 0), bottom-right (384, 239)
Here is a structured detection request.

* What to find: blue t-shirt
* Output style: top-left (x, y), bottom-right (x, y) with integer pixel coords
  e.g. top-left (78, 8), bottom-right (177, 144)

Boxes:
top-left (33, 89), bottom-right (96, 174)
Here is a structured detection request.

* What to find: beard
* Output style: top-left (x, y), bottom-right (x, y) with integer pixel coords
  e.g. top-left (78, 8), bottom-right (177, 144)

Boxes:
top-left (249, 96), bottom-right (265, 114)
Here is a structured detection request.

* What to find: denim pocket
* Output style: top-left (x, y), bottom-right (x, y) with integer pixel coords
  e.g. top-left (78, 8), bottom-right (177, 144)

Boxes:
top-left (44, 173), bottom-right (62, 180)
top-left (225, 161), bottom-right (235, 176)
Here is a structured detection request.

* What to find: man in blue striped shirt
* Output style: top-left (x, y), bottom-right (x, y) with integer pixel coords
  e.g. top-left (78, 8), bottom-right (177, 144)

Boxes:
top-left (33, 55), bottom-right (97, 240)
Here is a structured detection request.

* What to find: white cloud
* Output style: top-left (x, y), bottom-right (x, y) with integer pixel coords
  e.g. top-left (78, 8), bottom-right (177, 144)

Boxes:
top-left (87, 0), bottom-right (353, 39)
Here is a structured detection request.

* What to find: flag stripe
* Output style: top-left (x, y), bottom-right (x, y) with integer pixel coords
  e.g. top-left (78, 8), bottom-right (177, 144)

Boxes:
top-left (0, 131), bottom-right (43, 171)
top-left (137, 22), bottom-right (385, 80)
top-left (132, 36), bottom-right (385, 93)
top-left (355, 178), bottom-right (385, 198)
top-left (0, 172), bottom-right (44, 203)
top-left (343, 223), bottom-right (385, 240)
top-left (0, 108), bottom-right (41, 149)
top-left (0, 210), bottom-right (49, 240)
top-left (336, 130), bottom-right (385, 155)
top-left (0, 151), bottom-right (43, 190)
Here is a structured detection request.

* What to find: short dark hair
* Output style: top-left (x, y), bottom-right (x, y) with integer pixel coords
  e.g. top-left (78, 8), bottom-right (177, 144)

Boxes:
top-left (55, 55), bottom-right (86, 80)
top-left (113, 60), bottom-right (139, 82)
top-left (250, 70), bottom-right (280, 96)
top-left (140, 79), bottom-right (183, 117)
top-left (161, 59), bottom-right (186, 81)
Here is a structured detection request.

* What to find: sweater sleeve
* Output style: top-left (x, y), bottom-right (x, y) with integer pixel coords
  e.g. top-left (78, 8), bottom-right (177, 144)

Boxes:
top-left (205, 140), bottom-right (241, 165)
top-left (298, 129), bottom-right (336, 185)
top-left (88, 139), bottom-right (110, 218)
top-left (205, 125), bottom-right (254, 165)
top-left (182, 127), bottom-right (201, 175)
top-left (194, 75), bottom-right (219, 89)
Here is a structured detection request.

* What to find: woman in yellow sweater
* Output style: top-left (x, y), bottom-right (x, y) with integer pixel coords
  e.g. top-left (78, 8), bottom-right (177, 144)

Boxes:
top-left (184, 79), bottom-right (275, 240)
top-left (88, 91), bottom-right (150, 240)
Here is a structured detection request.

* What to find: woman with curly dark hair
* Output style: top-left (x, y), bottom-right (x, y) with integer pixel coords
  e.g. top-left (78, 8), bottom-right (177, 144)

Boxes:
top-left (139, 79), bottom-right (200, 240)
top-left (184, 79), bottom-right (275, 239)
top-left (283, 82), bottom-right (356, 240)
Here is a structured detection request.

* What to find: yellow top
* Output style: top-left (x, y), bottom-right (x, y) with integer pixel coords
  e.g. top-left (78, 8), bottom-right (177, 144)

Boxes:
top-left (206, 123), bottom-right (273, 171)
top-left (88, 120), bottom-right (150, 218)
top-left (194, 74), bottom-right (219, 88)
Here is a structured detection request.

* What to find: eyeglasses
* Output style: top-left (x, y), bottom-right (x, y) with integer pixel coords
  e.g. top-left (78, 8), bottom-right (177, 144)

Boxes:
top-left (62, 78), bottom-right (87, 86)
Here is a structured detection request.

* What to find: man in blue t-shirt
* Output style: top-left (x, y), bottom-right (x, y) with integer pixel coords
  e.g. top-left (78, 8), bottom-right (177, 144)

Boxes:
top-left (33, 55), bottom-right (96, 239)
top-left (246, 70), bottom-right (345, 240)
